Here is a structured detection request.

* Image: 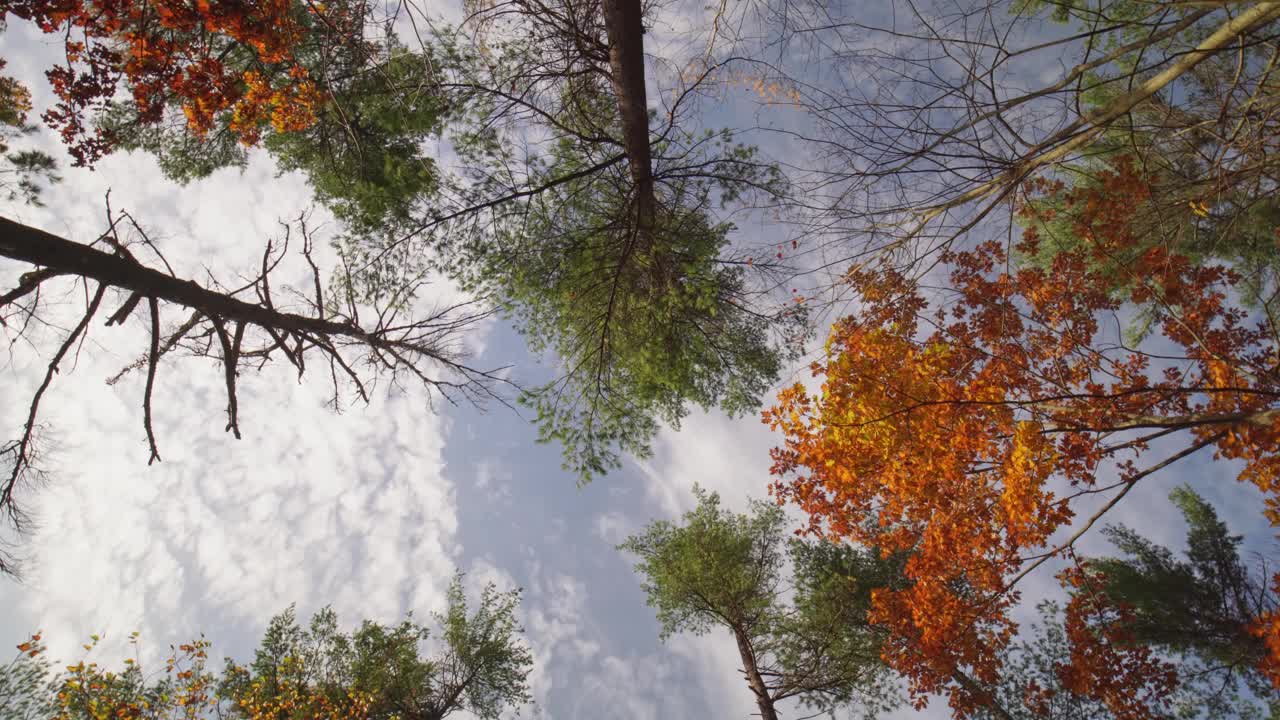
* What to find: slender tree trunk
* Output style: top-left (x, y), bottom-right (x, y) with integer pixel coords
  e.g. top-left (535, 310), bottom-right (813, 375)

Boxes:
top-left (599, 0), bottom-right (656, 227)
top-left (731, 627), bottom-right (779, 720)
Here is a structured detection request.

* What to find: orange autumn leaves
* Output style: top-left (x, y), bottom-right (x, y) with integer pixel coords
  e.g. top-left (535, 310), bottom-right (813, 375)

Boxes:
top-left (230, 68), bottom-right (323, 144)
top-left (1054, 566), bottom-right (1178, 718)
top-left (766, 158), bottom-right (1280, 717)
top-left (222, 656), bottom-right (377, 720)
top-left (3, 0), bottom-right (326, 165)
top-left (47, 635), bottom-right (208, 720)
top-left (14, 632), bottom-right (43, 658)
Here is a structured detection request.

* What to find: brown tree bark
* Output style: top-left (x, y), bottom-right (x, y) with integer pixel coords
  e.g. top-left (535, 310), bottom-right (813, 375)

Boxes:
top-left (0, 213), bottom-right (496, 502)
top-left (599, 0), bottom-right (656, 226)
top-left (0, 215), bottom-right (444, 359)
top-left (731, 626), bottom-right (779, 720)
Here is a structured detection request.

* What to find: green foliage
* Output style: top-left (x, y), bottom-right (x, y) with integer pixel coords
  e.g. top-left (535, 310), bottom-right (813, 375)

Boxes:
top-left (3, 150), bottom-right (60, 205)
top-left (262, 47), bottom-right (444, 234)
top-left (0, 638), bottom-right (57, 720)
top-left (100, 108), bottom-right (250, 185)
top-left (1089, 487), bottom-right (1275, 677)
top-left (224, 575), bottom-right (533, 720)
top-left (467, 132), bottom-right (788, 482)
top-left (619, 488), bottom-right (789, 639)
top-left (1013, 0), bottom-right (1181, 35)
top-left (432, 579), bottom-right (532, 719)
top-left (619, 487), bottom-right (898, 716)
top-left (0, 62), bottom-right (60, 206)
top-left (978, 602), bottom-right (1271, 720)
top-left (104, 17), bottom-right (445, 237)
top-left (774, 540), bottom-right (905, 714)
top-left (5, 575), bottom-right (529, 720)
top-left (784, 539), bottom-right (905, 659)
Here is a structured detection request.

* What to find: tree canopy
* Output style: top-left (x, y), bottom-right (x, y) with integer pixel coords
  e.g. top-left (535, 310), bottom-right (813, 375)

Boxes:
top-left (4, 575), bottom-right (532, 720)
top-left (5, 0), bottom-right (1280, 718)
top-left (619, 487), bottom-right (899, 720)
top-left (2, 0), bottom-right (800, 482)
top-left (767, 157), bottom-right (1280, 716)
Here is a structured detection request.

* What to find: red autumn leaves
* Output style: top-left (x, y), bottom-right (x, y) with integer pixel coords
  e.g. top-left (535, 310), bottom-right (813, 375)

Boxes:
top-left (3, 0), bottom-right (324, 165)
top-left (767, 158), bottom-right (1280, 717)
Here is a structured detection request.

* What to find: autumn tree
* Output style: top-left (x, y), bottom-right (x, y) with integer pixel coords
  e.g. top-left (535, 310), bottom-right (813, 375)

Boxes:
top-left (28, 575), bottom-right (532, 719)
top-left (766, 158), bottom-right (1280, 718)
top-left (47, 633), bottom-right (217, 720)
top-left (1, 0), bottom-right (449, 240)
top-left (219, 578), bottom-right (533, 720)
top-left (99, 4), bottom-right (450, 240)
top-left (977, 601), bottom-right (1271, 720)
top-left (619, 487), bottom-right (899, 720)
top-left (1, 0), bottom-right (327, 166)
top-left (1001, 1), bottom-right (1280, 317)
top-left (1058, 486), bottom-right (1280, 715)
top-left (728, 2), bottom-right (1280, 710)
top-left (679, 0), bottom-right (1280, 310)
top-left (965, 489), bottom-right (1280, 719)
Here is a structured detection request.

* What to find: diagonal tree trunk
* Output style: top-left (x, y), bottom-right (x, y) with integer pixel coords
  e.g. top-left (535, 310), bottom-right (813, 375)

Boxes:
top-left (731, 626), bottom-right (780, 720)
top-left (0, 214), bottom-right (497, 520)
top-left (0, 216), bottom-right (452, 361)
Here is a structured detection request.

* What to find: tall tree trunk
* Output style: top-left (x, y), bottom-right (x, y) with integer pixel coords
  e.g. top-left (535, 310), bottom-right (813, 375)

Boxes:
top-left (731, 627), bottom-right (779, 720)
top-left (599, 0), bottom-right (656, 228)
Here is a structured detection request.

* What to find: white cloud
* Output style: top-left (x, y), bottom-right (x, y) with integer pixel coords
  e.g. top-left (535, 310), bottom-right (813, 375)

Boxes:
top-left (514, 557), bottom-right (739, 720)
top-left (665, 632), bottom-right (757, 718)
top-left (591, 511), bottom-right (633, 546)
top-left (0, 120), bottom-right (475, 671)
top-left (520, 566), bottom-right (595, 703)
top-left (638, 403), bottom-right (802, 521)
top-left (474, 459), bottom-right (514, 508)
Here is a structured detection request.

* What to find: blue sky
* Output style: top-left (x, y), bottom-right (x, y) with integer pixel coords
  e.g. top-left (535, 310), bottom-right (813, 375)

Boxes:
top-left (2, 2), bottom-right (1277, 719)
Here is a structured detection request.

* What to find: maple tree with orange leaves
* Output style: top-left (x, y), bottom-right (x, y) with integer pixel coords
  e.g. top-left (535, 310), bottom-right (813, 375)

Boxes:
top-left (0, 0), bottom-right (336, 166)
top-left (766, 157), bottom-right (1280, 718)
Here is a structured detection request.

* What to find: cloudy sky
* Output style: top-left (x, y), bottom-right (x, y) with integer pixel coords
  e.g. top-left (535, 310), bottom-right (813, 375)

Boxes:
top-left (2, 2), bottom-right (1277, 719)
